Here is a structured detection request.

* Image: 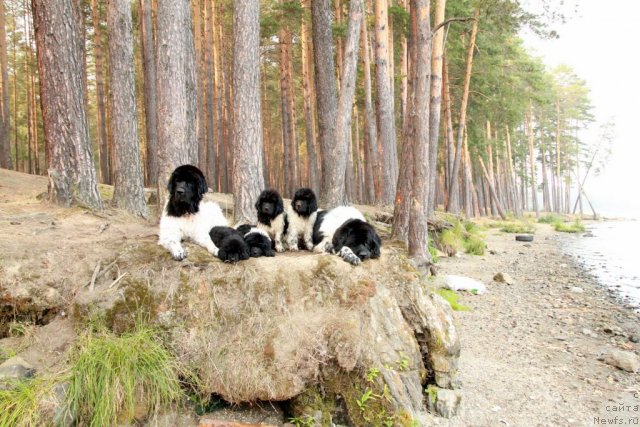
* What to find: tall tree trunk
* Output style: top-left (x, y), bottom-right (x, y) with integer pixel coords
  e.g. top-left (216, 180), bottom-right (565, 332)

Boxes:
top-left (526, 105), bottom-right (539, 216)
top-left (139, 0), bottom-right (158, 186)
top-left (311, 0), bottom-right (339, 207)
top-left (32, 0), bottom-right (102, 209)
top-left (0, 0), bottom-right (10, 169)
top-left (442, 54), bottom-right (455, 209)
top-left (427, 0), bottom-right (446, 215)
top-left (232, 0), bottom-right (264, 223)
top-left (156, 0), bottom-right (198, 213)
top-left (478, 156), bottom-right (506, 219)
top-left (278, 26), bottom-right (293, 196)
top-left (406, 0), bottom-right (432, 267)
top-left (108, 0), bottom-right (148, 217)
top-left (541, 144), bottom-right (550, 212)
top-left (504, 124), bottom-right (521, 216)
top-left (91, 0), bottom-right (110, 184)
top-left (329, 0), bottom-right (363, 207)
top-left (204, 0), bottom-right (217, 188)
top-left (447, 8), bottom-right (478, 214)
top-left (374, 0), bottom-right (398, 204)
top-left (301, 0), bottom-right (319, 193)
top-left (192, 0), bottom-right (206, 173)
top-left (360, 12), bottom-right (379, 201)
top-left (555, 96), bottom-right (562, 213)
top-left (398, 0), bottom-right (408, 130)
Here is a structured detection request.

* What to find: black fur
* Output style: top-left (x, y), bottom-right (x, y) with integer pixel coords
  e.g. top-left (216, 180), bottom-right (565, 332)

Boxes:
top-left (312, 210), bottom-right (328, 246)
top-left (255, 189), bottom-right (284, 226)
top-left (332, 219), bottom-right (381, 261)
top-left (166, 165), bottom-right (208, 217)
top-left (209, 226), bottom-right (250, 263)
top-left (291, 188), bottom-right (318, 218)
top-left (236, 224), bottom-right (275, 258)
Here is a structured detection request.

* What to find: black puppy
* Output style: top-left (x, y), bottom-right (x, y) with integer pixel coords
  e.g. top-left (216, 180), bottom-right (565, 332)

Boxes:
top-left (236, 224), bottom-right (275, 258)
top-left (286, 188), bottom-right (319, 251)
top-left (255, 189), bottom-right (288, 252)
top-left (209, 226), bottom-right (250, 263)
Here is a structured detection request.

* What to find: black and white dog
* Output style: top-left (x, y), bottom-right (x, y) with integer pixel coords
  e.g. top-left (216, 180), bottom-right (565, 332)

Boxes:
top-left (285, 188), bottom-right (319, 251)
top-left (312, 206), bottom-right (381, 265)
top-left (209, 226), bottom-right (250, 263)
top-left (158, 165), bottom-right (227, 260)
top-left (236, 224), bottom-right (275, 258)
top-left (255, 189), bottom-right (289, 252)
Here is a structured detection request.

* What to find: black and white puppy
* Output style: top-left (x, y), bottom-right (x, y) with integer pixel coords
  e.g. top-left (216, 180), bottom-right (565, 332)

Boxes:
top-left (312, 206), bottom-right (381, 265)
top-left (236, 224), bottom-right (275, 258)
top-left (285, 188), bottom-right (319, 251)
top-left (158, 165), bottom-right (227, 260)
top-left (209, 226), bottom-right (250, 263)
top-left (255, 189), bottom-right (288, 252)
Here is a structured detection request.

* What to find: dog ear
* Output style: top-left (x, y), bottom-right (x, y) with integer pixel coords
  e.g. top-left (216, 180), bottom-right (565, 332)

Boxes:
top-left (370, 230), bottom-right (382, 258)
top-left (195, 169), bottom-right (208, 199)
top-left (275, 194), bottom-right (284, 215)
top-left (309, 193), bottom-right (318, 214)
top-left (332, 230), bottom-right (347, 252)
top-left (255, 192), bottom-right (263, 210)
top-left (167, 169), bottom-right (177, 193)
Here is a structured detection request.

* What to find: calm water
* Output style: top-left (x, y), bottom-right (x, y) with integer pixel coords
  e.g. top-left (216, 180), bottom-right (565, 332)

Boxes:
top-left (557, 219), bottom-right (640, 309)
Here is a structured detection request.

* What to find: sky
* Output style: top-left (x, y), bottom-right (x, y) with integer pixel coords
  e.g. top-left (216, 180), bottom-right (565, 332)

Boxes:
top-left (521, 0), bottom-right (640, 218)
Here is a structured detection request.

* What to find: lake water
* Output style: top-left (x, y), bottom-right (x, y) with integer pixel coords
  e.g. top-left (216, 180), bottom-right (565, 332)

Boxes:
top-left (557, 219), bottom-right (640, 310)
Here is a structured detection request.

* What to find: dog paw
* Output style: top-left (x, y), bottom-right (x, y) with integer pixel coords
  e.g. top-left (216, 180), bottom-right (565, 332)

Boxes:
top-left (275, 242), bottom-right (285, 253)
top-left (172, 248), bottom-right (187, 261)
top-left (323, 242), bottom-right (334, 253)
top-left (339, 247), bottom-right (361, 265)
top-left (289, 243), bottom-right (299, 252)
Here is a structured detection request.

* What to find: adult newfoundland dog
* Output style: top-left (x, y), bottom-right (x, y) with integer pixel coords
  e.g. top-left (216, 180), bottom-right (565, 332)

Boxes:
top-left (236, 224), bottom-right (275, 258)
top-left (158, 165), bottom-right (227, 260)
top-left (255, 189), bottom-right (289, 252)
top-left (312, 206), bottom-right (381, 265)
top-left (285, 188), bottom-right (319, 251)
top-left (209, 226), bottom-right (250, 263)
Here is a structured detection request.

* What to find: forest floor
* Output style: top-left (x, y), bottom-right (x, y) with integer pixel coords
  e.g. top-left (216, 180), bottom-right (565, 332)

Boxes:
top-left (0, 168), bottom-right (639, 427)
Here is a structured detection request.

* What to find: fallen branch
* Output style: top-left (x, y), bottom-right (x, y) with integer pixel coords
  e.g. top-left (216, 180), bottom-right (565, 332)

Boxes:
top-left (83, 260), bottom-right (117, 288)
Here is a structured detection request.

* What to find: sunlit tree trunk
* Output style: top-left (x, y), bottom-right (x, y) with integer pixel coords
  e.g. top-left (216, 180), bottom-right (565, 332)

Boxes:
top-left (232, 0), bottom-right (264, 223)
top-left (526, 105), bottom-right (539, 216)
top-left (91, 0), bottom-right (110, 183)
top-left (448, 9), bottom-right (478, 214)
top-left (139, 0), bottom-right (158, 186)
top-left (360, 12), bottom-right (379, 202)
top-left (0, 0), bottom-right (10, 169)
top-left (204, 0), bottom-right (217, 188)
top-left (301, 0), bottom-right (319, 192)
top-left (32, 0), bottom-right (102, 209)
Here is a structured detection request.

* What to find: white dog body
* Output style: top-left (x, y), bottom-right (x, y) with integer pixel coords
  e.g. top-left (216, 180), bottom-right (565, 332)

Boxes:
top-left (159, 201), bottom-right (227, 259)
top-left (256, 213), bottom-right (286, 252)
top-left (287, 205), bottom-right (318, 251)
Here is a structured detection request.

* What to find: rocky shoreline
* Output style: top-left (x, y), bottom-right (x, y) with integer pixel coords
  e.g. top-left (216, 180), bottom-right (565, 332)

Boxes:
top-left (430, 223), bottom-right (640, 426)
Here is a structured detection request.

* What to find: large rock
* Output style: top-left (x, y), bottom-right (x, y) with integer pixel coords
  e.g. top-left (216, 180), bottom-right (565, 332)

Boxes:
top-left (599, 349), bottom-right (640, 372)
top-left (0, 356), bottom-right (35, 381)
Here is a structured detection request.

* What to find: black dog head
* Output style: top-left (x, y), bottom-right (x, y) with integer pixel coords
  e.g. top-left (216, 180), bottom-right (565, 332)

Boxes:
top-left (255, 189), bottom-right (284, 225)
top-left (245, 231), bottom-right (275, 257)
top-left (167, 165), bottom-right (208, 217)
top-left (291, 188), bottom-right (318, 217)
top-left (332, 219), bottom-right (382, 261)
top-left (217, 234), bottom-right (250, 263)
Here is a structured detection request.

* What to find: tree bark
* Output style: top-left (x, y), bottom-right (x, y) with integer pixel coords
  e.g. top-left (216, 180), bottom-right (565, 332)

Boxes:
top-left (526, 105), bottom-right (539, 216)
top-left (0, 0), bottom-right (11, 169)
top-left (90, 0), bottom-right (110, 184)
top-left (374, 0), bottom-right (398, 204)
top-left (360, 12), bottom-right (379, 202)
top-left (330, 0), bottom-right (363, 208)
top-left (447, 8), bottom-right (478, 214)
top-left (479, 156), bottom-right (506, 220)
top-left (301, 0), bottom-right (319, 193)
top-left (139, 0), bottom-right (158, 186)
top-left (108, 0), bottom-right (148, 218)
top-left (232, 0), bottom-right (264, 223)
top-left (32, 0), bottom-right (103, 209)
top-left (427, 0), bottom-right (446, 215)
top-left (156, 0), bottom-right (198, 213)
top-left (204, 0), bottom-right (217, 189)
top-left (406, 0), bottom-right (431, 267)
top-left (311, 0), bottom-right (339, 207)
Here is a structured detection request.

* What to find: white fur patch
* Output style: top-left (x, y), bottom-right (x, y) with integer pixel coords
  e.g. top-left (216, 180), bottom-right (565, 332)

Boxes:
top-left (286, 206), bottom-right (317, 251)
top-left (257, 212), bottom-right (286, 252)
top-left (244, 227), bottom-right (270, 240)
top-left (158, 200), bottom-right (228, 259)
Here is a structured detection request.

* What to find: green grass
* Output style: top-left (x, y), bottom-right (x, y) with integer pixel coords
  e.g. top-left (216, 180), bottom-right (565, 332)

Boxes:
top-left (0, 375), bottom-right (60, 427)
top-left (435, 289), bottom-right (471, 311)
top-left (438, 228), bottom-right (463, 256)
top-left (500, 222), bottom-right (535, 234)
top-left (463, 235), bottom-right (485, 255)
top-left (67, 325), bottom-right (185, 426)
top-left (537, 213), bottom-right (563, 224)
top-left (554, 220), bottom-right (586, 233)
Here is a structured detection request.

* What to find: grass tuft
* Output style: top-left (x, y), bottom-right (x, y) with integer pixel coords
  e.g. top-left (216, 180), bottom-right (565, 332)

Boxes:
top-left (0, 376), bottom-right (59, 427)
top-left (463, 235), bottom-right (486, 255)
top-left (67, 325), bottom-right (184, 426)
top-left (500, 221), bottom-right (535, 234)
top-left (554, 219), bottom-right (586, 233)
top-left (538, 213), bottom-right (563, 224)
top-left (435, 289), bottom-right (470, 312)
